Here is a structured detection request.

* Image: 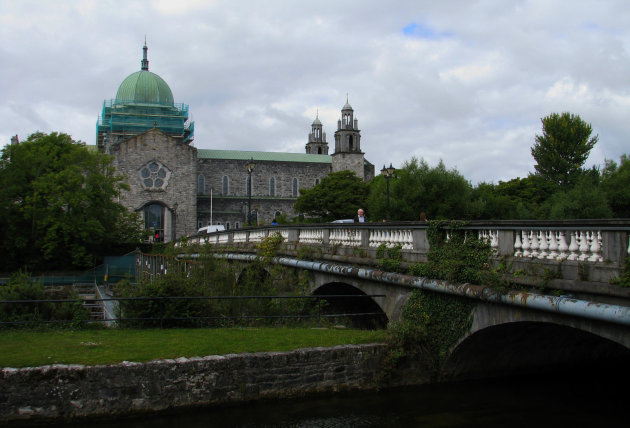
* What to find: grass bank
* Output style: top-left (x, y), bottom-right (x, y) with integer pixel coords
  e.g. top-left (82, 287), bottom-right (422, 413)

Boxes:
top-left (0, 328), bottom-right (387, 368)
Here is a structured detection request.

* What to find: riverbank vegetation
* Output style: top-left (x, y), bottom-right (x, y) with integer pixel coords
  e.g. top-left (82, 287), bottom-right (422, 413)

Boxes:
top-left (0, 327), bottom-right (386, 368)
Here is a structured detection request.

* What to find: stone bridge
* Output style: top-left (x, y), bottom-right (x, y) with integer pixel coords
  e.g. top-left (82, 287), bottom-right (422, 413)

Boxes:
top-left (172, 219), bottom-right (630, 379)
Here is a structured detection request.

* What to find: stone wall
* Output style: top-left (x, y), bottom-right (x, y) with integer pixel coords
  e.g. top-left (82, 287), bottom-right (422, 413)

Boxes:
top-left (0, 344), bottom-right (386, 425)
top-left (111, 129), bottom-right (198, 239)
top-left (196, 158), bottom-right (331, 227)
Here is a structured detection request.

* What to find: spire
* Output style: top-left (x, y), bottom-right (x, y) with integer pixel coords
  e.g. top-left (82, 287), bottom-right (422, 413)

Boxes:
top-left (141, 38), bottom-right (149, 71)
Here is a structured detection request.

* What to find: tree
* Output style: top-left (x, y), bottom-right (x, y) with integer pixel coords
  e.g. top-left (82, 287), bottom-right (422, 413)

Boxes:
top-left (531, 112), bottom-right (598, 187)
top-left (541, 173), bottom-right (612, 219)
top-left (366, 157), bottom-right (474, 221)
top-left (601, 154), bottom-right (630, 218)
top-left (0, 132), bottom-right (142, 271)
top-left (293, 170), bottom-right (369, 221)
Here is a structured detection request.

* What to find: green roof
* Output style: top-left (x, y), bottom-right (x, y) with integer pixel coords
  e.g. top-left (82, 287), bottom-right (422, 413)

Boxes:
top-left (115, 70), bottom-right (174, 106)
top-left (197, 149), bottom-right (331, 164)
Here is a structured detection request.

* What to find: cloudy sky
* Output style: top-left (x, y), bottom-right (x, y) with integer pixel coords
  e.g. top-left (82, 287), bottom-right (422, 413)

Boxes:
top-left (2, 0), bottom-right (629, 184)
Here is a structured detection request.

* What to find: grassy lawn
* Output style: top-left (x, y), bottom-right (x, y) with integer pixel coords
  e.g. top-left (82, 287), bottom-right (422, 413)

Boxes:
top-left (0, 327), bottom-right (387, 368)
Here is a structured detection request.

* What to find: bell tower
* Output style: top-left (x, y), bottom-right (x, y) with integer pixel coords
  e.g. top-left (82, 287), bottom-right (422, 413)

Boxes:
top-left (305, 111), bottom-right (329, 155)
top-left (332, 96), bottom-right (367, 180)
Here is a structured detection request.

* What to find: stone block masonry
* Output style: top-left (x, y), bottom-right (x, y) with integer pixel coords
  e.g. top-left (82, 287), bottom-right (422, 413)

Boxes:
top-left (0, 344), bottom-right (386, 424)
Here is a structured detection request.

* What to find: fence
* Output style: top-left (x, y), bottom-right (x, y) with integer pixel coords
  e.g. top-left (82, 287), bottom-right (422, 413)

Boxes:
top-left (0, 294), bottom-right (385, 328)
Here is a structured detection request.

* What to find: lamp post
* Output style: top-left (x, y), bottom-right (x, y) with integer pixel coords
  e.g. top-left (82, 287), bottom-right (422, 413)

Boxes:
top-left (381, 163), bottom-right (395, 221)
top-left (172, 202), bottom-right (178, 241)
top-left (245, 158), bottom-right (255, 226)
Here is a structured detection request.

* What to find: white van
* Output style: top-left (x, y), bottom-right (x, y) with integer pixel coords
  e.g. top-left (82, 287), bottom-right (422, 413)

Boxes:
top-left (197, 225), bottom-right (226, 234)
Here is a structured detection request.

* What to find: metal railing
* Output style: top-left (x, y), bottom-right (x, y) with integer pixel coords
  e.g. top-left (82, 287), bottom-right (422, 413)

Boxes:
top-left (0, 294), bottom-right (385, 328)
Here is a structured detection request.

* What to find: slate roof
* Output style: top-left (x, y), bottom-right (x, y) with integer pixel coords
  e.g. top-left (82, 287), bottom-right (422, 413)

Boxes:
top-left (197, 149), bottom-right (332, 164)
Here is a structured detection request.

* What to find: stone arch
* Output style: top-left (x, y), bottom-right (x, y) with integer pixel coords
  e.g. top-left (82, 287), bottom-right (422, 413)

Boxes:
top-left (442, 320), bottom-right (630, 382)
top-left (312, 281), bottom-right (388, 329)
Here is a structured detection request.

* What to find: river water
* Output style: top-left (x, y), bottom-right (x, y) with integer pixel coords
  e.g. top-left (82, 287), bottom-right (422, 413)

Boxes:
top-left (63, 371), bottom-right (627, 428)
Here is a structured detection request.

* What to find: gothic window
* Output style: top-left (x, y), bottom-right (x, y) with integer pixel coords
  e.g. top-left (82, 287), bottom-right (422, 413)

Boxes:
top-left (269, 177), bottom-right (275, 197)
top-left (139, 161), bottom-right (171, 191)
top-left (315, 178), bottom-right (320, 186)
top-left (222, 176), bottom-right (229, 195)
top-left (143, 203), bottom-right (165, 242)
top-left (318, 147), bottom-right (322, 154)
top-left (197, 174), bottom-right (205, 195)
top-left (292, 178), bottom-right (298, 197)
top-left (348, 135), bottom-right (354, 152)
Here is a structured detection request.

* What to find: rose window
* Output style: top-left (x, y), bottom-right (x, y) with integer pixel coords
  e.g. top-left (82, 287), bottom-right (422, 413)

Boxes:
top-left (139, 161), bottom-right (171, 190)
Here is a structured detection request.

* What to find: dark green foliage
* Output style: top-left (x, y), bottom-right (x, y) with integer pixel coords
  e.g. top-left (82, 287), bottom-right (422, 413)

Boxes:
top-left (294, 170), bottom-right (369, 221)
top-left (611, 257), bottom-right (630, 288)
top-left (0, 272), bottom-right (88, 327)
top-left (376, 243), bottom-right (404, 273)
top-left (380, 289), bottom-right (474, 383)
top-left (541, 173), bottom-right (612, 219)
top-left (114, 249), bottom-right (321, 328)
top-left (367, 157), bottom-right (474, 221)
top-left (601, 155), bottom-right (630, 218)
top-left (531, 112), bottom-right (598, 188)
top-left (401, 290), bottom-right (473, 365)
top-left (409, 221), bottom-right (501, 287)
top-left (0, 132), bottom-right (143, 271)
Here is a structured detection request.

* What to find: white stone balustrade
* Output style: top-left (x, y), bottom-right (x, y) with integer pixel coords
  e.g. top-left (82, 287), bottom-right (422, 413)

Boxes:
top-left (233, 232), bottom-right (248, 243)
top-left (299, 229), bottom-right (323, 244)
top-left (249, 230), bottom-right (267, 242)
top-left (479, 230), bottom-right (499, 255)
top-left (185, 222), bottom-right (628, 266)
top-left (329, 228), bottom-right (360, 247)
top-left (513, 229), bottom-right (604, 262)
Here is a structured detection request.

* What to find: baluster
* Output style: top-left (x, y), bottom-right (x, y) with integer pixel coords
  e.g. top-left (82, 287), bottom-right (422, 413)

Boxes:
top-left (566, 231), bottom-right (579, 260)
top-left (404, 230), bottom-right (413, 250)
top-left (490, 230), bottom-right (499, 255)
top-left (529, 231), bottom-right (539, 259)
top-left (390, 229), bottom-right (400, 248)
top-left (588, 231), bottom-right (602, 262)
top-left (538, 231), bottom-right (549, 259)
top-left (521, 230), bottom-right (531, 258)
top-left (547, 231), bottom-right (559, 260)
top-left (557, 231), bottom-right (568, 261)
top-left (578, 231), bottom-right (590, 261)
top-left (514, 231), bottom-right (523, 257)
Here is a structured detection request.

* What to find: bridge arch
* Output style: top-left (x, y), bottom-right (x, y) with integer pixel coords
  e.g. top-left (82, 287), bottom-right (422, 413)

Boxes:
top-left (442, 320), bottom-right (630, 382)
top-left (312, 281), bottom-right (388, 329)
top-left (310, 271), bottom-right (413, 325)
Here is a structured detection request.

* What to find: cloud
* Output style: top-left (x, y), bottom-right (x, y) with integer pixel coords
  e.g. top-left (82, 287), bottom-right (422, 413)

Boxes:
top-left (2, 0), bottom-right (630, 186)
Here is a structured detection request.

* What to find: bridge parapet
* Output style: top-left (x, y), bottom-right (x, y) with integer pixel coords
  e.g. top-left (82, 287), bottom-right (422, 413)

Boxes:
top-left (181, 220), bottom-right (630, 301)
top-left (189, 220), bottom-right (629, 264)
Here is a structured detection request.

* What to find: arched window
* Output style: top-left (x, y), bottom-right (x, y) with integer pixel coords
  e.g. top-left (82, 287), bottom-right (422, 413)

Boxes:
top-left (348, 135), bottom-right (354, 151)
top-left (222, 176), bottom-right (229, 195)
top-left (292, 178), bottom-right (298, 197)
top-left (226, 222), bottom-right (230, 230)
top-left (315, 178), bottom-right (320, 186)
top-left (269, 177), bottom-right (275, 197)
top-left (317, 147), bottom-right (322, 154)
top-left (143, 203), bottom-right (165, 242)
top-left (235, 222), bottom-right (240, 229)
top-left (197, 174), bottom-right (205, 195)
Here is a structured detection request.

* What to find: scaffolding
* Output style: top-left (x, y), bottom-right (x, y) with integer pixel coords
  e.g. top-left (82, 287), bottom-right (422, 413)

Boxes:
top-left (96, 99), bottom-right (194, 150)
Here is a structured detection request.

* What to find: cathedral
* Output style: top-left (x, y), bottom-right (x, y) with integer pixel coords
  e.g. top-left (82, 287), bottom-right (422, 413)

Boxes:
top-left (96, 44), bottom-right (374, 242)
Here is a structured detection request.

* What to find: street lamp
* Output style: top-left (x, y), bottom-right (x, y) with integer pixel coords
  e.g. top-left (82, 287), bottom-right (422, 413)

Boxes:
top-left (245, 158), bottom-right (255, 226)
top-left (172, 202), bottom-right (178, 241)
top-left (381, 163), bottom-right (396, 221)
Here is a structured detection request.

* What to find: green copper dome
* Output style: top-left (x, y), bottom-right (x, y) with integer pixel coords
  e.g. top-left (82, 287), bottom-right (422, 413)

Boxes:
top-left (115, 70), bottom-right (174, 106)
